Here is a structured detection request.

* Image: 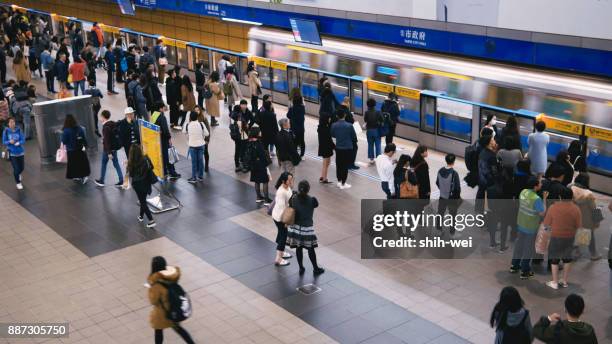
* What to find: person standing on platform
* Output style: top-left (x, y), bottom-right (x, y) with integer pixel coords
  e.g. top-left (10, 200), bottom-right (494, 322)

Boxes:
top-left (205, 71), bottom-right (223, 127)
top-left (224, 66), bottom-right (242, 116)
top-left (147, 257), bottom-right (194, 343)
top-left (153, 39), bottom-right (166, 84)
top-left (185, 110), bottom-right (209, 183)
top-left (411, 145), bottom-right (431, 200)
top-left (0, 41), bottom-right (6, 85)
top-left (151, 102), bottom-right (181, 180)
top-left (83, 79), bottom-right (103, 137)
top-left (230, 100), bottom-right (254, 173)
top-left (338, 97), bottom-right (359, 170)
top-left (103, 43), bottom-right (118, 95)
top-left (244, 126), bottom-right (272, 205)
top-left (330, 109), bottom-right (357, 190)
top-left (286, 180), bottom-right (324, 275)
top-left (194, 61), bottom-right (205, 108)
top-left (40, 44), bottom-right (54, 93)
top-left (2, 117), bottom-right (25, 190)
top-left (528, 120), bottom-right (549, 176)
top-left (54, 52), bottom-right (68, 91)
top-left (247, 61), bottom-right (262, 112)
top-left (127, 144), bottom-right (156, 228)
top-left (194, 106), bottom-right (211, 173)
top-left (436, 153), bottom-right (462, 233)
top-left (287, 95), bottom-right (306, 159)
top-left (68, 55), bottom-right (86, 96)
top-left (165, 69), bottom-right (181, 130)
top-left (180, 74), bottom-right (196, 127)
top-left (256, 99), bottom-right (278, 156)
top-left (61, 114), bottom-right (90, 184)
top-left (375, 143), bottom-right (397, 199)
top-left (271, 172), bottom-right (294, 267)
top-left (95, 110), bottom-right (124, 188)
top-left (381, 92), bottom-right (400, 145)
top-left (490, 286), bottom-right (533, 343)
top-left (364, 98), bottom-right (383, 164)
top-left (118, 107), bottom-right (140, 159)
top-left (276, 118), bottom-right (299, 175)
top-left (571, 173), bottom-right (602, 261)
top-left (12, 50), bottom-right (30, 84)
top-left (533, 294), bottom-right (598, 343)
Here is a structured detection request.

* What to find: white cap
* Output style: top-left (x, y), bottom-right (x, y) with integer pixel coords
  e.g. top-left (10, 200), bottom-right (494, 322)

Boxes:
top-left (124, 107), bottom-right (135, 114)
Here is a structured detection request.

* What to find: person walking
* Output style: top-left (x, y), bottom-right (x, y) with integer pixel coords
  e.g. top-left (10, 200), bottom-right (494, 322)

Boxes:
top-left (331, 109), bottom-right (357, 189)
top-left (286, 180), bottom-right (324, 275)
top-left (185, 110), bottom-right (209, 183)
top-left (95, 110), bottom-right (124, 187)
top-left (147, 256), bottom-right (194, 343)
top-left (83, 79), bottom-right (103, 137)
top-left (436, 153), bottom-right (462, 233)
top-left (244, 126), bottom-right (272, 204)
top-left (381, 92), bottom-right (400, 144)
top-left (2, 117), bottom-right (25, 190)
top-left (528, 120), bottom-right (549, 176)
top-left (571, 173), bottom-right (602, 260)
top-left (256, 100), bottom-right (278, 155)
top-left (180, 74), bottom-right (196, 127)
top-left (224, 67), bottom-right (242, 115)
top-left (271, 172), bottom-right (294, 266)
top-left (127, 144), bottom-right (156, 228)
top-left (287, 95), bottom-right (306, 158)
top-left (363, 98), bottom-right (383, 164)
top-left (151, 102), bottom-right (181, 180)
top-left (375, 143), bottom-right (397, 198)
top-left (544, 188), bottom-right (581, 290)
top-left (533, 294), bottom-right (598, 344)
top-left (276, 118), bottom-right (299, 175)
top-left (68, 55), bottom-right (86, 96)
top-left (194, 61), bottom-right (205, 108)
top-left (118, 107), bottom-right (140, 159)
top-left (247, 61), bottom-right (262, 112)
top-left (12, 50), bottom-right (30, 84)
top-left (510, 176), bottom-right (547, 279)
top-left (61, 114), bottom-right (90, 184)
top-left (165, 69), bottom-right (181, 129)
top-left (490, 286), bottom-right (533, 344)
top-left (205, 71), bottom-right (223, 126)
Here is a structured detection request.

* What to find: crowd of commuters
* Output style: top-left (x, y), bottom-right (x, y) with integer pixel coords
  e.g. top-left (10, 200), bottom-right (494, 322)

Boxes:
top-left (0, 8), bottom-right (607, 343)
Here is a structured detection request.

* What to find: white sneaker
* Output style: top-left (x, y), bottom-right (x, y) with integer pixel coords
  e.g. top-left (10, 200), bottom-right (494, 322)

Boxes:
top-left (546, 281), bottom-right (559, 290)
top-left (82, 176), bottom-right (88, 184)
top-left (337, 182), bottom-right (342, 188)
top-left (173, 125), bottom-right (182, 130)
top-left (16, 183), bottom-right (23, 190)
top-left (342, 183), bottom-right (351, 189)
top-left (282, 251), bottom-right (292, 259)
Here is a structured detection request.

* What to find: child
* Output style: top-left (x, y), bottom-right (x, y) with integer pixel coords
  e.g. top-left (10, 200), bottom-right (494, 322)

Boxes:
top-left (83, 79), bottom-right (103, 137)
top-left (2, 117), bottom-right (25, 189)
top-left (436, 153), bottom-right (461, 234)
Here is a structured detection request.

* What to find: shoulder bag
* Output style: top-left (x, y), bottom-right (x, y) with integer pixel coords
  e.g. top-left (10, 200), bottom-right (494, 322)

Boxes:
top-left (281, 194), bottom-right (296, 225)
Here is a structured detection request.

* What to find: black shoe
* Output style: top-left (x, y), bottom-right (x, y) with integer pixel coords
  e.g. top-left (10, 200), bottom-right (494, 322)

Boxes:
top-left (509, 266), bottom-right (519, 274)
top-left (298, 267), bottom-right (305, 275)
top-left (114, 182), bottom-right (124, 188)
top-left (256, 198), bottom-right (264, 204)
top-left (187, 178), bottom-right (197, 184)
top-left (95, 130), bottom-right (102, 138)
top-left (169, 174), bottom-right (181, 180)
top-left (204, 166), bottom-right (209, 173)
top-left (197, 177), bottom-right (204, 181)
top-left (235, 167), bottom-right (241, 173)
top-left (94, 179), bottom-right (105, 187)
top-left (520, 271), bottom-right (535, 280)
top-left (313, 268), bottom-right (325, 275)
top-left (263, 198), bottom-right (273, 206)
top-left (348, 165), bottom-right (360, 170)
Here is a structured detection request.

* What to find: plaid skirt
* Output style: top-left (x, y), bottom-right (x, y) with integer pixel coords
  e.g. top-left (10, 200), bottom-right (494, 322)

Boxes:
top-left (286, 225), bottom-right (318, 248)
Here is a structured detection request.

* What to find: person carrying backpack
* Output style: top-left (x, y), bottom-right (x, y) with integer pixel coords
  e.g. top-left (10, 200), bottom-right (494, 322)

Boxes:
top-left (490, 286), bottom-right (533, 344)
top-left (380, 92), bottom-right (400, 144)
top-left (94, 110), bottom-right (124, 187)
top-left (147, 256), bottom-right (194, 344)
top-left (83, 79), bottom-right (103, 137)
top-left (436, 153), bottom-right (461, 234)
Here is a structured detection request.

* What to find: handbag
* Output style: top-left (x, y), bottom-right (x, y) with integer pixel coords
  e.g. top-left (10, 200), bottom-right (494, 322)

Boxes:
top-left (56, 143), bottom-right (67, 163)
top-left (534, 224), bottom-right (550, 255)
top-left (67, 73), bottom-right (73, 84)
top-left (574, 228), bottom-right (592, 246)
top-left (1, 146), bottom-right (10, 160)
top-left (281, 194), bottom-right (296, 225)
top-left (168, 146), bottom-right (180, 165)
top-left (592, 207), bottom-right (604, 225)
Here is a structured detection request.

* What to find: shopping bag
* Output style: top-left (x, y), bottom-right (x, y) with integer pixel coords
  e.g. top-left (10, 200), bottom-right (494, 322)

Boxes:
top-left (534, 224), bottom-right (550, 255)
top-left (56, 143), bottom-right (67, 163)
top-left (574, 228), bottom-right (592, 246)
top-left (168, 146), bottom-right (180, 164)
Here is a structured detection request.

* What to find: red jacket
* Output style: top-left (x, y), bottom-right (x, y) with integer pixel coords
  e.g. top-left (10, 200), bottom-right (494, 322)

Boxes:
top-left (92, 26), bottom-right (104, 47)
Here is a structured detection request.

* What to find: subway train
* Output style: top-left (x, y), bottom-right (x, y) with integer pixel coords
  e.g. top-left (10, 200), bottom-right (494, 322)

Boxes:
top-left (4, 4), bottom-right (611, 194)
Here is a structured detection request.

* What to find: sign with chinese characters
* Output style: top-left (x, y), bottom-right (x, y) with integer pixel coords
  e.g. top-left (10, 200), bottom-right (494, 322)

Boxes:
top-left (400, 28), bottom-right (427, 47)
top-left (201, 2), bottom-right (226, 17)
top-left (395, 86), bottom-right (420, 100)
top-left (270, 60), bottom-right (287, 71)
top-left (137, 0), bottom-right (157, 7)
top-left (585, 125), bottom-right (612, 142)
top-left (539, 114), bottom-right (583, 136)
top-left (367, 80), bottom-right (393, 94)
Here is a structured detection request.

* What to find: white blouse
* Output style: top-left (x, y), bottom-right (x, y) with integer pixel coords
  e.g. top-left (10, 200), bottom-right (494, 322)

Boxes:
top-left (272, 186), bottom-right (292, 222)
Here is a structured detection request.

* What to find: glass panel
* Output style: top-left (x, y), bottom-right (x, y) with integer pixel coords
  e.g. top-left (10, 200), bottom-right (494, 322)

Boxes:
top-left (350, 81), bottom-right (363, 115)
top-left (271, 67), bottom-right (288, 93)
top-left (166, 46), bottom-right (177, 66)
top-left (324, 75), bottom-right (349, 105)
top-left (299, 70), bottom-right (319, 103)
top-left (177, 46), bottom-right (188, 68)
top-left (143, 36), bottom-right (156, 49)
top-left (480, 108), bottom-right (533, 150)
top-left (187, 47), bottom-right (194, 70)
top-left (420, 95), bottom-right (436, 133)
top-left (586, 138), bottom-right (612, 175)
top-left (367, 90), bottom-right (387, 112)
top-left (193, 48), bottom-right (210, 75)
top-left (437, 98), bottom-right (473, 142)
top-left (546, 133), bottom-right (576, 161)
top-left (288, 67), bottom-right (299, 98)
top-left (238, 56), bottom-right (248, 84)
top-left (397, 96), bottom-right (419, 127)
top-left (257, 65), bottom-right (271, 89)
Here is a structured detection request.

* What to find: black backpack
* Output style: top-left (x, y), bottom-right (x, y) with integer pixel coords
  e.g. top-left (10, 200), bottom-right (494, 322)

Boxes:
top-left (109, 122), bottom-right (123, 151)
top-left (158, 281), bottom-right (192, 322)
top-left (202, 84), bottom-right (213, 100)
top-left (229, 119), bottom-right (241, 141)
top-left (500, 310), bottom-right (531, 344)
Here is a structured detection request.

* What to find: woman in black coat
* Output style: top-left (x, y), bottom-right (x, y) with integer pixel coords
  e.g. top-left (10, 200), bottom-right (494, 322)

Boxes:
top-left (498, 116), bottom-right (522, 151)
top-left (256, 100), bottom-right (278, 155)
top-left (245, 127), bottom-right (272, 204)
top-left (317, 111), bottom-right (335, 184)
top-left (319, 82), bottom-right (339, 116)
top-left (410, 145), bottom-right (431, 200)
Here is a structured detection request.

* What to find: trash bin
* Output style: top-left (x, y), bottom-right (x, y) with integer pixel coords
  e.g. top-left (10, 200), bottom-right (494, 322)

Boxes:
top-left (32, 95), bottom-right (96, 164)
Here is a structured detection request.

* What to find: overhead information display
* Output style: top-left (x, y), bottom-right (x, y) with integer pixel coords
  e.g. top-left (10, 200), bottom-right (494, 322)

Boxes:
top-left (289, 18), bottom-right (322, 45)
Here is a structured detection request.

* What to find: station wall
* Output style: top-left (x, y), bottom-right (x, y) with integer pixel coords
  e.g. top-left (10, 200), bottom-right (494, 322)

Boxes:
top-left (10, 0), bottom-right (250, 52)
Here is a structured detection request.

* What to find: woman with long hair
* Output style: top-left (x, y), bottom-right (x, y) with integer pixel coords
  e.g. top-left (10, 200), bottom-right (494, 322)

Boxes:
top-left (287, 94), bottom-right (306, 158)
top-left (490, 286), bottom-right (532, 343)
top-left (61, 114), bottom-right (90, 184)
top-left (498, 115), bottom-right (521, 151)
top-left (410, 145), bottom-right (431, 200)
top-left (271, 172), bottom-right (294, 266)
top-left (393, 154), bottom-right (411, 198)
top-left (185, 109), bottom-right (209, 183)
top-left (244, 126), bottom-right (272, 204)
top-left (147, 256), bottom-right (194, 344)
top-left (286, 180), bottom-right (324, 275)
top-left (204, 71), bottom-right (223, 126)
top-left (571, 173), bottom-right (601, 260)
top-left (127, 144), bottom-right (156, 228)
top-left (247, 60), bottom-right (262, 112)
top-left (180, 74), bottom-right (196, 124)
top-left (12, 50), bottom-right (31, 83)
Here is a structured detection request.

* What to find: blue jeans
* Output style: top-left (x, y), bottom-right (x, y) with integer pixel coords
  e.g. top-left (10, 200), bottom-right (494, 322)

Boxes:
top-left (100, 151), bottom-right (123, 184)
top-left (73, 80), bottom-right (85, 96)
top-left (366, 128), bottom-right (381, 160)
top-left (189, 146), bottom-right (204, 179)
top-left (511, 231), bottom-right (536, 273)
top-left (381, 181), bottom-right (392, 199)
top-left (10, 155), bottom-right (24, 183)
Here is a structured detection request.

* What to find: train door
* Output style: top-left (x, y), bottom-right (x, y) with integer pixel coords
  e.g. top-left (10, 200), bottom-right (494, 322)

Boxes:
top-left (418, 92), bottom-right (437, 151)
top-left (394, 86), bottom-right (421, 141)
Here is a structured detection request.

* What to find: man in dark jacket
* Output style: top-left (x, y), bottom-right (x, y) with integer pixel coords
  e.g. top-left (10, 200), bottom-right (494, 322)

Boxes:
top-left (230, 100), bottom-right (254, 172)
top-left (95, 110), bottom-right (124, 187)
top-left (151, 102), bottom-right (180, 179)
top-left (380, 92), bottom-right (400, 145)
top-left (533, 294), bottom-right (597, 344)
top-left (54, 53), bottom-right (68, 87)
top-left (195, 62), bottom-right (206, 108)
top-left (118, 107), bottom-right (140, 158)
top-left (331, 110), bottom-right (357, 189)
top-left (477, 135), bottom-right (498, 206)
top-left (103, 43), bottom-right (118, 94)
top-left (165, 69), bottom-right (181, 128)
top-left (275, 118), bottom-right (299, 175)
top-left (139, 46), bottom-right (155, 74)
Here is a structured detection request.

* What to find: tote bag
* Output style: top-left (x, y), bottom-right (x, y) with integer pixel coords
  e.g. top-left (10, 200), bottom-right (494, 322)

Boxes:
top-left (56, 143), bottom-right (67, 163)
top-left (534, 224), bottom-right (550, 255)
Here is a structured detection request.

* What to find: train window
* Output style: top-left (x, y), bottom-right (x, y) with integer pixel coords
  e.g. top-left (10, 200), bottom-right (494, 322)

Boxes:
top-left (546, 132), bottom-right (577, 161)
top-left (271, 65), bottom-right (288, 93)
top-left (142, 36), bottom-right (155, 49)
top-left (177, 45), bottom-right (188, 69)
top-left (336, 57), bottom-right (361, 76)
top-left (324, 75), bottom-right (349, 105)
top-left (166, 45), bottom-right (178, 66)
top-left (420, 95), bottom-right (436, 134)
top-left (257, 65), bottom-right (271, 90)
top-left (299, 70), bottom-right (319, 103)
top-left (350, 80), bottom-right (363, 115)
top-left (436, 98), bottom-right (473, 143)
top-left (192, 48), bottom-right (210, 75)
top-left (541, 95), bottom-right (586, 123)
top-left (486, 86), bottom-right (524, 111)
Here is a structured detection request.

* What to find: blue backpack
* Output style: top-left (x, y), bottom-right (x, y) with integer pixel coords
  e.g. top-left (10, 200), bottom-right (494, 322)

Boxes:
top-left (120, 57), bottom-right (128, 73)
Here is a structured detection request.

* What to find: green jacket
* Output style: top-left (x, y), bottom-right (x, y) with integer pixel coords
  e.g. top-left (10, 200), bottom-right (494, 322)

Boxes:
top-left (533, 316), bottom-right (598, 344)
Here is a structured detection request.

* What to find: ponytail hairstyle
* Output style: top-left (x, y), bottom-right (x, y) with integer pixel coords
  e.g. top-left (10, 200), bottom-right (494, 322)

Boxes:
top-left (275, 171), bottom-right (293, 190)
top-left (490, 286), bottom-right (524, 329)
top-left (297, 180), bottom-right (310, 199)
